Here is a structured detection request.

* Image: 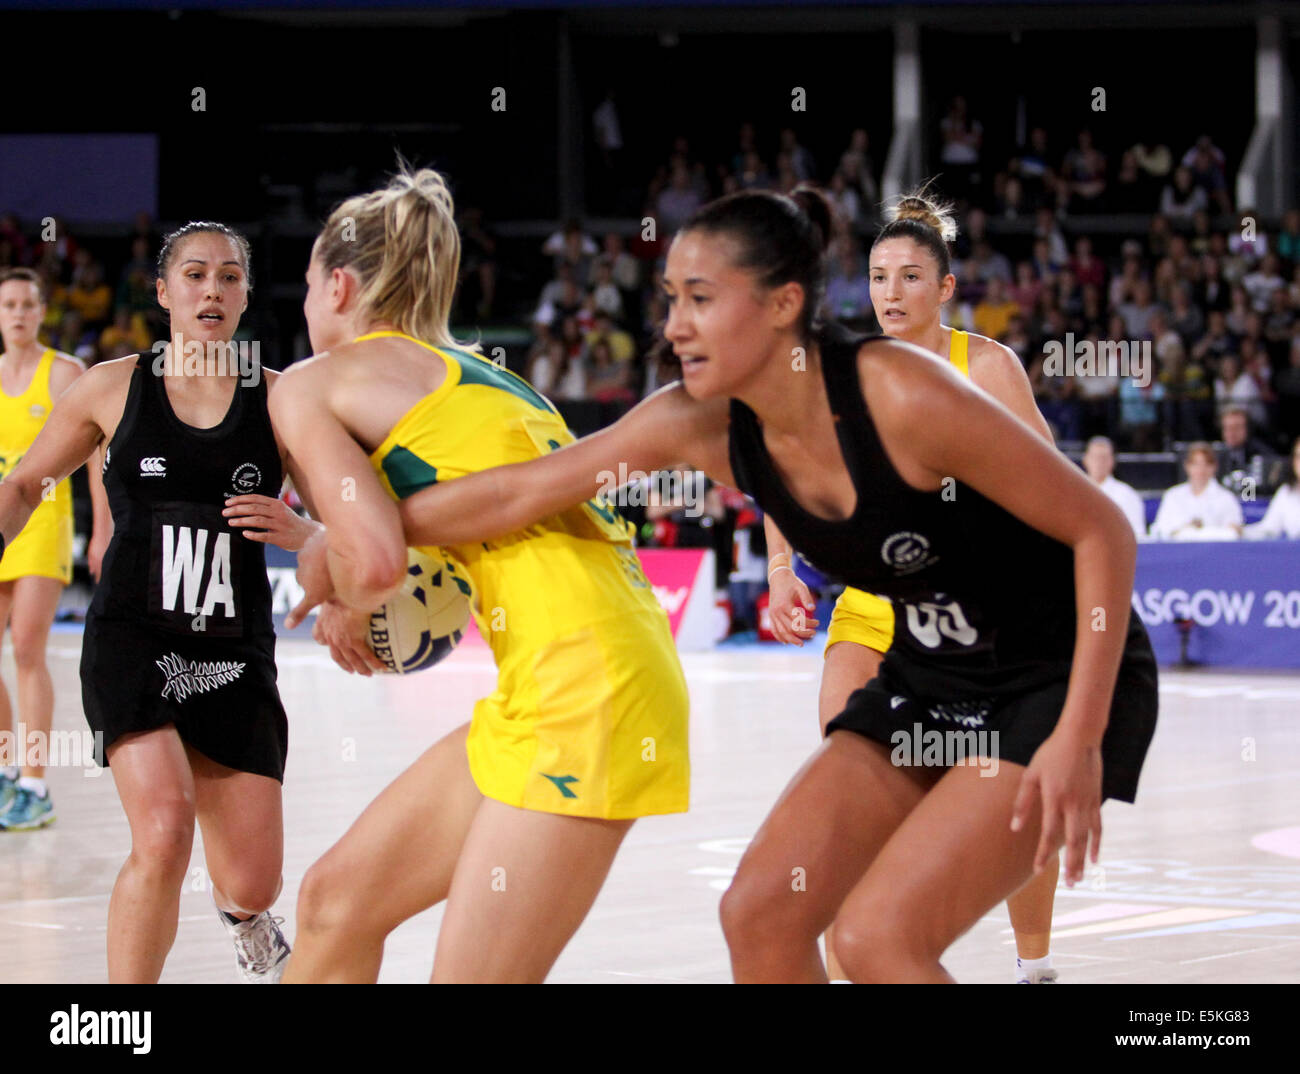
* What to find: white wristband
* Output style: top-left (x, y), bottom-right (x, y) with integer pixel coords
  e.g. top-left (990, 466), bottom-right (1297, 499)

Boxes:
top-left (767, 563), bottom-right (795, 582)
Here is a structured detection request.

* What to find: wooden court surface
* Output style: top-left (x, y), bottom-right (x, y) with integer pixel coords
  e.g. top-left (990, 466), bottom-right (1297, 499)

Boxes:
top-left (3, 631), bottom-right (1298, 984)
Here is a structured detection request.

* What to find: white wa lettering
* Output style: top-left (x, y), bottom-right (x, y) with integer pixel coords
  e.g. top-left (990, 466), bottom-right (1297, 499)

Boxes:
top-left (162, 525), bottom-right (208, 612)
top-left (161, 526), bottom-right (234, 616)
top-left (199, 532), bottom-right (235, 618)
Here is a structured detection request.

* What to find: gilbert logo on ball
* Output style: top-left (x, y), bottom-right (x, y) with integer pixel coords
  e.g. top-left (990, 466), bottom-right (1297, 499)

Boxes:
top-left (367, 548), bottom-right (472, 674)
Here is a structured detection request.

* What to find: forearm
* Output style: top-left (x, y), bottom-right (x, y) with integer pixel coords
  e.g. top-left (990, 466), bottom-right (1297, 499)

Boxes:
top-left (397, 390), bottom-right (699, 548)
top-left (399, 464), bottom-right (586, 548)
top-left (398, 468), bottom-right (507, 546)
top-left (326, 540), bottom-right (404, 613)
top-left (764, 513), bottom-right (794, 562)
top-left (294, 515), bottom-right (325, 551)
top-left (0, 480), bottom-right (42, 548)
top-left (1057, 518), bottom-right (1136, 747)
top-left (88, 447), bottom-right (113, 539)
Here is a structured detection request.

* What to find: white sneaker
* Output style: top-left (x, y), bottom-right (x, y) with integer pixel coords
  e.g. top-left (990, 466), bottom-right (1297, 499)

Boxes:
top-left (218, 909), bottom-right (291, 983)
top-left (1016, 967), bottom-right (1059, 984)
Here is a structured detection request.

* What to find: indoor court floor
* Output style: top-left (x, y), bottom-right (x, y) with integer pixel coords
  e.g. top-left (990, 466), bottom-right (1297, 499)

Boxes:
top-left (4, 628), bottom-right (1298, 984)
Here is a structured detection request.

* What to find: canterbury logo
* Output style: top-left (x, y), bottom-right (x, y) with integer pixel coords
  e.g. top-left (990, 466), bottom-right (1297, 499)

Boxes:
top-left (157, 653), bottom-right (246, 702)
top-left (139, 457), bottom-right (166, 476)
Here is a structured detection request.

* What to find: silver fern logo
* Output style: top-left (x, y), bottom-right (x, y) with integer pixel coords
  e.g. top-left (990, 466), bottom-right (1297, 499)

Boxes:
top-left (156, 653), bottom-right (246, 702)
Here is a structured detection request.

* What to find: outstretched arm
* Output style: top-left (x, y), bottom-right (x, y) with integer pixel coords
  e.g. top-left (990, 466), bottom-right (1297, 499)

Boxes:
top-left (397, 384), bottom-right (733, 546)
top-left (47, 354), bottom-right (115, 579)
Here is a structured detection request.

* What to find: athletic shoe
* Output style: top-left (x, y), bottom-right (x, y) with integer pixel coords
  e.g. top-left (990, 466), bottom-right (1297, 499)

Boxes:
top-left (0, 772), bottom-right (17, 814)
top-left (219, 909), bottom-right (291, 983)
top-left (0, 786), bottom-right (56, 831)
top-left (1017, 967), bottom-right (1059, 984)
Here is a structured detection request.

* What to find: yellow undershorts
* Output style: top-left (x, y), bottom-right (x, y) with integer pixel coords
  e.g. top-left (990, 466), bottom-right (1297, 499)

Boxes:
top-left (824, 586), bottom-right (894, 656)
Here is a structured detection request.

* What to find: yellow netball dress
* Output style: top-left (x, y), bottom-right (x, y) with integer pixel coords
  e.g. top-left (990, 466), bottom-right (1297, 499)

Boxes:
top-left (0, 349), bottom-right (74, 584)
top-left (364, 331), bottom-right (690, 820)
top-left (825, 329), bottom-right (970, 654)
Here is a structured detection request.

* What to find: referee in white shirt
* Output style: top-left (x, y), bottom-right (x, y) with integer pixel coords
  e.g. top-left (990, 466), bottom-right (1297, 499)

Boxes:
top-left (1082, 436), bottom-right (1147, 538)
top-left (1150, 441), bottom-right (1245, 539)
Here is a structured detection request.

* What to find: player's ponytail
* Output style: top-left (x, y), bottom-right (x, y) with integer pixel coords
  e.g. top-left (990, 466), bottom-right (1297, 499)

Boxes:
top-left (789, 185), bottom-right (834, 258)
top-left (682, 186), bottom-right (830, 342)
top-left (874, 183), bottom-right (956, 279)
top-left (315, 164), bottom-right (469, 352)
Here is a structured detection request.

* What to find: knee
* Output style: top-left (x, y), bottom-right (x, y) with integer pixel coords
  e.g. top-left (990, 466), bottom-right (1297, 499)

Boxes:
top-left (130, 804), bottom-right (195, 876)
top-left (216, 873), bottom-right (281, 917)
top-left (9, 631), bottom-right (48, 672)
top-left (295, 855), bottom-right (359, 936)
top-left (833, 909), bottom-right (929, 983)
top-left (719, 864), bottom-right (815, 954)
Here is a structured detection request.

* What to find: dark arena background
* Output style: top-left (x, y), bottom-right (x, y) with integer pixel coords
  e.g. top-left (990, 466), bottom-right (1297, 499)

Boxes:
top-left (0, 0), bottom-right (1296, 1045)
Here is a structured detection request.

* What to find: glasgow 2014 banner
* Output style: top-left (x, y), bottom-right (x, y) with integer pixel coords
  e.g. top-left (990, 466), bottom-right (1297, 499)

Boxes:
top-left (1133, 542), bottom-right (1300, 669)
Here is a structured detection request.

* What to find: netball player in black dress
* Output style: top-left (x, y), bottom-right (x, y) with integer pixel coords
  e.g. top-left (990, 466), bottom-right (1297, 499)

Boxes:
top-left (0, 224), bottom-right (318, 982)
top-left (289, 187), bottom-right (1159, 983)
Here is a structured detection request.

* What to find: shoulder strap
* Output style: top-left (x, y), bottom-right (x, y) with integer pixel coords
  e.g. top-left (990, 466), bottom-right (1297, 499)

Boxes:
top-left (817, 321), bottom-right (875, 410)
top-left (816, 322), bottom-right (897, 493)
top-left (726, 398), bottom-right (764, 502)
top-left (103, 354), bottom-right (152, 461)
top-left (30, 348), bottom-right (57, 407)
top-left (948, 329), bottom-right (970, 378)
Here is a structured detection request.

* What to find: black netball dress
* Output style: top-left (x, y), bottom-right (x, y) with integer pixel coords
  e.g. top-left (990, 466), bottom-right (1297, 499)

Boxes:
top-left (729, 321), bottom-right (1158, 802)
top-left (80, 355), bottom-right (288, 781)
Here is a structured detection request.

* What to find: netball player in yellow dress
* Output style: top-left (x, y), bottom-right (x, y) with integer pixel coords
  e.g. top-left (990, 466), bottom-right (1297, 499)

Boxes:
top-left (270, 167), bottom-right (689, 983)
top-left (0, 268), bottom-right (107, 830)
top-left (765, 194), bottom-right (1061, 982)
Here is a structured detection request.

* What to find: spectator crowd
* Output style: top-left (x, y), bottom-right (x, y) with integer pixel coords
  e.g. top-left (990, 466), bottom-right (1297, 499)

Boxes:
top-left (5, 99), bottom-right (1299, 570)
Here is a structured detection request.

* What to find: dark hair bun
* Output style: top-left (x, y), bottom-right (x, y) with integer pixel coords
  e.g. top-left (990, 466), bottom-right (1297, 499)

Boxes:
top-left (790, 185), bottom-right (834, 254)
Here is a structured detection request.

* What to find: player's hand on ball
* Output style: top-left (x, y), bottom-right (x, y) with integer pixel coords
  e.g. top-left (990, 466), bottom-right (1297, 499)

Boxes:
top-left (286, 527), bottom-right (334, 629)
top-left (314, 599), bottom-right (387, 675)
top-left (768, 569), bottom-right (818, 645)
top-left (1011, 727), bottom-right (1103, 888)
top-left (223, 494), bottom-right (320, 551)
